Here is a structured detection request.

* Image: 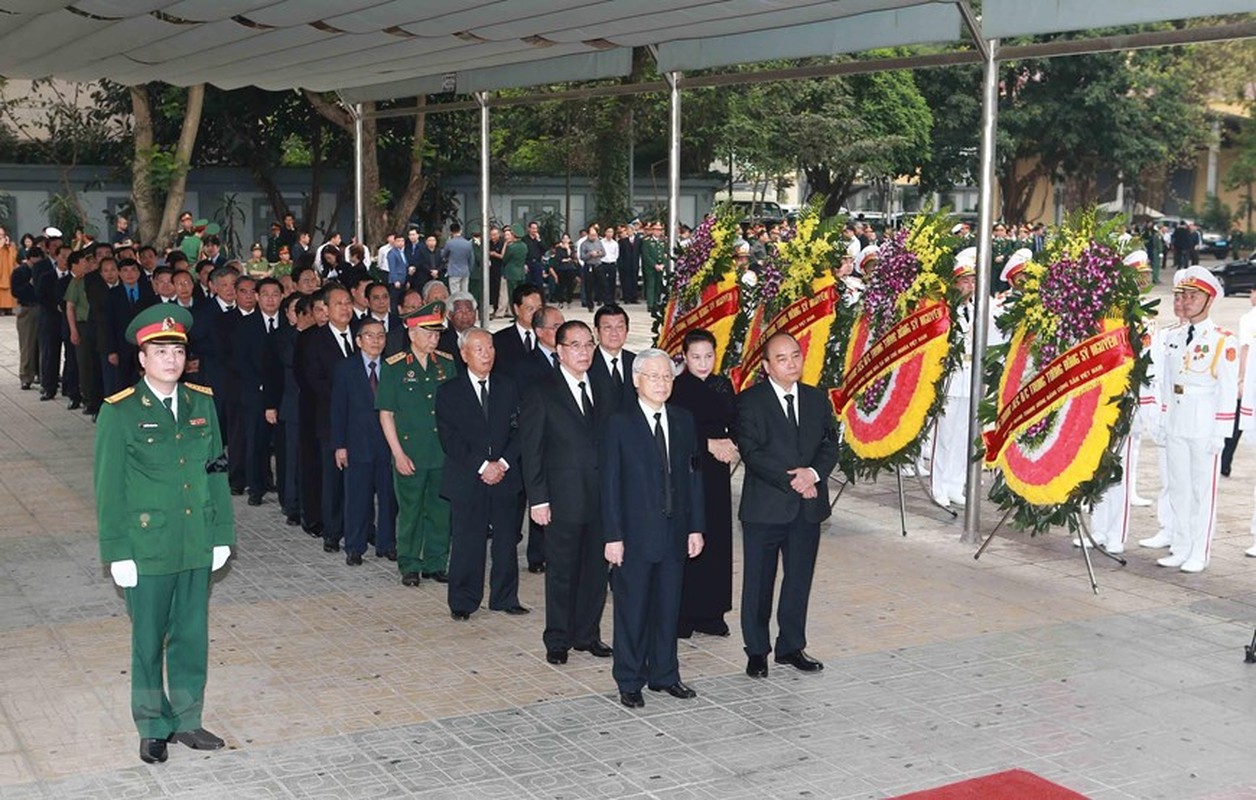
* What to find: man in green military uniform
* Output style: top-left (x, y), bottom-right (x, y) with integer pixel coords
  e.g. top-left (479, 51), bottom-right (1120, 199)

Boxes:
top-left (377, 301), bottom-right (459, 586)
top-left (94, 304), bottom-right (235, 765)
top-left (640, 221), bottom-right (669, 313)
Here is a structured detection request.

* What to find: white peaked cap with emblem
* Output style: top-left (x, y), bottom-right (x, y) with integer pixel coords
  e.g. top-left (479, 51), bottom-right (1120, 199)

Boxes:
top-left (1122, 250), bottom-right (1150, 271)
top-left (1173, 264), bottom-right (1221, 299)
top-left (1000, 248), bottom-right (1035, 284)
top-left (955, 247), bottom-right (977, 269)
top-left (856, 244), bottom-right (880, 272)
top-left (43, 226), bottom-right (63, 238)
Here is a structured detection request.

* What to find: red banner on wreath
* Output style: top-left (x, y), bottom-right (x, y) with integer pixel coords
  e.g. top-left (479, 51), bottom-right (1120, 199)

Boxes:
top-left (830, 301), bottom-right (950, 413)
top-left (657, 284), bottom-right (741, 356)
top-left (981, 326), bottom-right (1133, 464)
top-left (730, 282), bottom-right (839, 391)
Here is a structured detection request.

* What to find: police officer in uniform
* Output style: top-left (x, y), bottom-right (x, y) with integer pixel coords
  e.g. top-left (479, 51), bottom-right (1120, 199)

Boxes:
top-left (94, 304), bottom-right (235, 764)
top-left (377, 301), bottom-right (458, 586)
top-left (1159, 266), bottom-right (1237, 573)
top-left (930, 248), bottom-right (976, 509)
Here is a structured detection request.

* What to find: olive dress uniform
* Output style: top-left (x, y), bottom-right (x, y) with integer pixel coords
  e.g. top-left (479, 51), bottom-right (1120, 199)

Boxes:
top-left (94, 305), bottom-right (234, 761)
top-left (376, 322), bottom-right (459, 580)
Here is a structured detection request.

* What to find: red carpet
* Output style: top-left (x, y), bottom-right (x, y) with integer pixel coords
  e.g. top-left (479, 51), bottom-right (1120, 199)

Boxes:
top-left (892, 769), bottom-right (1090, 799)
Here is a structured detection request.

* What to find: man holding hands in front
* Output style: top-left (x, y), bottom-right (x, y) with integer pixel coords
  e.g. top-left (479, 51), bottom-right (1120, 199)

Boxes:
top-left (737, 333), bottom-right (839, 678)
top-left (601, 349), bottom-right (704, 708)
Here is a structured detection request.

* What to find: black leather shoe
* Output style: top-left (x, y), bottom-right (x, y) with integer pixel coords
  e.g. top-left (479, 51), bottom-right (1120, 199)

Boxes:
top-left (498, 605), bottom-right (530, 615)
top-left (39, 392), bottom-right (54, 401)
top-left (649, 681), bottom-right (697, 699)
top-left (380, 551), bottom-right (397, 561)
top-left (677, 625), bottom-right (693, 640)
top-left (619, 691), bottom-right (645, 708)
top-left (345, 553), bottom-right (363, 566)
top-left (302, 524), bottom-right (322, 538)
top-left (545, 648), bottom-right (568, 665)
top-left (574, 640), bottom-right (612, 658)
top-left (323, 541), bottom-right (340, 553)
top-left (229, 486), bottom-right (244, 496)
top-left (170, 728), bottom-right (225, 750)
top-left (421, 571), bottom-right (449, 583)
top-left (67, 398), bottom-right (82, 410)
top-left (285, 514), bottom-right (302, 527)
top-left (82, 405), bottom-right (97, 416)
top-left (20, 382), bottom-right (31, 391)
top-left (774, 650), bottom-right (824, 672)
top-left (693, 619), bottom-right (731, 637)
top-left (746, 655), bottom-right (769, 678)
top-left (247, 495), bottom-right (262, 506)
top-left (402, 572), bottom-right (421, 587)
top-left (527, 563), bottom-right (546, 574)
top-left (139, 737), bottom-right (168, 764)
top-left (450, 610), bottom-right (470, 621)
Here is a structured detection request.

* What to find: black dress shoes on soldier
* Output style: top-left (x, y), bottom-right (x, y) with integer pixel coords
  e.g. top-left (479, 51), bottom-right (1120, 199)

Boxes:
top-left (746, 654), bottom-right (769, 678)
top-left (649, 681), bottom-right (697, 699)
top-left (421, 570), bottom-right (449, 583)
top-left (545, 648), bottom-right (568, 665)
top-left (345, 553), bottom-right (363, 566)
top-left (402, 572), bottom-right (421, 587)
top-left (139, 737), bottom-right (168, 764)
top-left (775, 650), bottom-right (824, 672)
top-left (170, 728), bottom-right (225, 750)
top-left (497, 605), bottom-right (530, 615)
top-left (573, 640), bottom-right (612, 658)
top-left (619, 690), bottom-right (645, 709)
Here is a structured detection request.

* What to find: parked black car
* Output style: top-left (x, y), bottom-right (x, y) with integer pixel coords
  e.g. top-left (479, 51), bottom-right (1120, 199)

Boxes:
top-left (1211, 250), bottom-right (1256, 295)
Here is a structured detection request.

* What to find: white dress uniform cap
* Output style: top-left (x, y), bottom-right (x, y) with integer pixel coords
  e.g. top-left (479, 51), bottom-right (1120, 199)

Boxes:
top-left (1173, 265), bottom-right (1221, 299)
top-left (43, 226), bottom-right (63, 239)
top-left (1000, 248), bottom-right (1034, 284)
top-left (856, 244), bottom-right (880, 272)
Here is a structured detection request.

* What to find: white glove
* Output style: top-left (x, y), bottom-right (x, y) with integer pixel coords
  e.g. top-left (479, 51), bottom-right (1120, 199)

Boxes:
top-left (211, 546), bottom-right (231, 571)
top-left (110, 560), bottom-right (138, 588)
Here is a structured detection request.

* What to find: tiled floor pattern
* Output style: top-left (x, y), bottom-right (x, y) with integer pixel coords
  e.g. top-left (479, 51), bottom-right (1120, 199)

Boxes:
top-left (2, 291), bottom-right (1256, 798)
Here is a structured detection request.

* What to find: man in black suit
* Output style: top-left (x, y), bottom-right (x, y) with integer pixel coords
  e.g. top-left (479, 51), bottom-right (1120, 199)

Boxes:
top-left (491, 283), bottom-right (543, 384)
top-left (520, 320), bottom-right (612, 665)
top-left (222, 274), bottom-right (258, 494)
top-left (233, 277), bottom-right (285, 505)
top-left (617, 224), bottom-right (640, 304)
top-left (589, 304), bottom-right (636, 415)
top-left (102, 258), bottom-right (157, 391)
top-left (35, 243), bottom-right (68, 401)
top-left (738, 333), bottom-right (839, 678)
top-left (330, 318), bottom-right (397, 565)
top-left (516, 305), bottom-right (563, 385)
top-left (436, 328), bottom-right (528, 619)
top-left (602, 348), bottom-right (704, 708)
top-left (188, 265), bottom-right (238, 431)
top-left (295, 283), bottom-right (356, 551)
top-left (353, 281), bottom-right (406, 357)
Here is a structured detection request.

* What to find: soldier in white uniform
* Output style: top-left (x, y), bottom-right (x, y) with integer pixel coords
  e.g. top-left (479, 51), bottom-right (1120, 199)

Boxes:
top-left (1088, 251), bottom-right (1156, 554)
top-left (855, 245), bottom-right (880, 280)
top-left (1155, 266), bottom-right (1237, 573)
top-left (1139, 271), bottom-right (1189, 552)
top-left (988, 248), bottom-right (1034, 346)
top-left (930, 248), bottom-right (976, 509)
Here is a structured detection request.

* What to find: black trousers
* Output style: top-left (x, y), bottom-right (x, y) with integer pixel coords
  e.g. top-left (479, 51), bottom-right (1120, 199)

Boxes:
top-left (740, 512), bottom-right (821, 658)
top-left (542, 519), bottom-right (608, 651)
top-left (611, 555), bottom-right (683, 692)
top-left (38, 309), bottom-right (62, 395)
top-left (448, 490), bottom-right (523, 614)
top-left (276, 417), bottom-right (302, 517)
top-left (76, 324), bottom-right (101, 411)
top-left (617, 259), bottom-right (639, 303)
top-left (319, 439), bottom-right (345, 544)
top-left (226, 396), bottom-right (248, 492)
top-left (598, 263), bottom-right (617, 305)
top-left (298, 418), bottom-right (323, 530)
top-left (242, 402), bottom-right (275, 499)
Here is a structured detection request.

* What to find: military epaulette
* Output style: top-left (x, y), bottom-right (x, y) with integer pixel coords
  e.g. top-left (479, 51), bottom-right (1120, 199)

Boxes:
top-left (1218, 327), bottom-right (1234, 337)
top-left (435, 350), bottom-right (454, 360)
top-left (385, 351), bottom-right (408, 365)
top-left (104, 386), bottom-right (135, 404)
top-left (185, 382), bottom-right (214, 396)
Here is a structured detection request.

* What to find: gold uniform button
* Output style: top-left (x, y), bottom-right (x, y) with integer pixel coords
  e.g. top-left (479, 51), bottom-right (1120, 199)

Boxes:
top-left (175, 433), bottom-right (182, 440)
top-left (185, 508), bottom-right (193, 516)
top-left (184, 483), bottom-right (191, 491)
top-left (139, 513), bottom-right (150, 527)
top-left (178, 458), bottom-right (186, 465)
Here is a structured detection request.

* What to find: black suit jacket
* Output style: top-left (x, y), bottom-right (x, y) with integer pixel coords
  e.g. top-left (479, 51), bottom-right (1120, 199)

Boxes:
top-left (295, 324), bottom-right (353, 441)
top-left (519, 370), bottom-right (609, 526)
top-left (492, 324), bottom-right (534, 382)
top-left (737, 380), bottom-right (839, 525)
top-left (436, 372), bottom-right (523, 503)
top-left (233, 312), bottom-right (284, 410)
top-left (102, 282), bottom-right (157, 357)
top-left (329, 353), bottom-right (391, 463)
top-left (588, 349), bottom-right (636, 417)
top-left (437, 328), bottom-right (466, 371)
top-left (601, 404), bottom-right (704, 562)
top-left (188, 298), bottom-right (233, 391)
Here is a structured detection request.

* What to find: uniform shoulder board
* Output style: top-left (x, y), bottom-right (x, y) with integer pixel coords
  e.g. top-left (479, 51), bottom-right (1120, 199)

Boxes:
top-left (385, 351), bottom-right (408, 365)
top-left (185, 382), bottom-right (214, 396)
top-left (1218, 327), bottom-right (1234, 337)
top-left (104, 386), bottom-right (135, 404)
top-left (436, 350), bottom-right (454, 360)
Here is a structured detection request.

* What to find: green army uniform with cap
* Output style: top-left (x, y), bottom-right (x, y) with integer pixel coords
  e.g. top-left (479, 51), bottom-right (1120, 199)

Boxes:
top-left (640, 234), bottom-right (668, 312)
top-left (376, 323), bottom-right (459, 579)
top-left (94, 304), bottom-right (234, 754)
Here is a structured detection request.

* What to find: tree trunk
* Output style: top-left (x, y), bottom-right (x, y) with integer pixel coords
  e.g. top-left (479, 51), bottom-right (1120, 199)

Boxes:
top-left (390, 96), bottom-right (429, 236)
top-left (154, 84), bottom-right (205, 248)
top-left (129, 86), bottom-right (159, 246)
top-left (305, 119), bottom-right (324, 237)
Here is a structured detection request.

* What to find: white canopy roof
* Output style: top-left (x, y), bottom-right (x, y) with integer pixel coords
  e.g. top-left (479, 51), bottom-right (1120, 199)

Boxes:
top-left (0, 1), bottom-right (1250, 97)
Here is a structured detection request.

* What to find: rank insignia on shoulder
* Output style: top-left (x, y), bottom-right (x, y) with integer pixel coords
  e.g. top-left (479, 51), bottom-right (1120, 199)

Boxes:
top-left (436, 350), bottom-right (453, 360)
top-left (185, 382), bottom-right (214, 396)
top-left (385, 352), bottom-right (407, 365)
top-left (105, 386), bottom-right (135, 404)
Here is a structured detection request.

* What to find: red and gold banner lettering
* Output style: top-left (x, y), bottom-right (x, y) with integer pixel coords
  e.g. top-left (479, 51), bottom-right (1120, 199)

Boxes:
top-left (731, 280), bottom-right (839, 391)
top-left (982, 326), bottom-right (1133, 464)
top-left (657, 283), bottom-right (741, 356)
top-left (830, 300), bottom-right (951, 413)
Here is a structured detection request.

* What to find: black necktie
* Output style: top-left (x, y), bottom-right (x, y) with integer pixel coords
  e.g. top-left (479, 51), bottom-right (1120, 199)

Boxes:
top-left (341, 331), bottom-right (353, 355)
top-left (478, 379), bottom-right (489, 417)
top-left (611, 357), bottom-right (623, 392)
top-left (161, 396), bottom-right (174, 420)
top-left (961, 304), bottom-right (970, 322)
top-left (785, 393), bottom-right (798, 428)
top-left (654, 411), bottom-right (673, 516)
top-left (268, 317), bottom-right (276, 333)
top-left (524, 330), bottom-right (533, 351)
top-left (1186, 325), bottom-right (1195, 346)
top-left (368, 361), bottom-right (378, 394)
top-left (578, 380), bottom-right (593, 419)
top-left (551, 351), bottom-right (560, 370)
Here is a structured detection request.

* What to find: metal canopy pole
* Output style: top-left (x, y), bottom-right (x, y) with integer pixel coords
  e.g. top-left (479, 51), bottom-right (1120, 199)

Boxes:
top-left (666, 71), bottom-right (681, 268)
top-left (477, 91), bottom-right (491, 328)
top-left (352, 103), bottom-right (364, 249)
top-left (962, 32), bottom-right (1000, 543)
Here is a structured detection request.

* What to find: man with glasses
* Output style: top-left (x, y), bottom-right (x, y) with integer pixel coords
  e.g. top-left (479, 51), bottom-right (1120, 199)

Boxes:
top-left (520, 321), bottom-right (612, 666)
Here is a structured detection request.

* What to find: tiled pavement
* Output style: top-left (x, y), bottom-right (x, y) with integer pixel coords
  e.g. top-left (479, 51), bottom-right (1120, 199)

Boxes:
top-left (2, 290), bottom-right (1256, 799)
